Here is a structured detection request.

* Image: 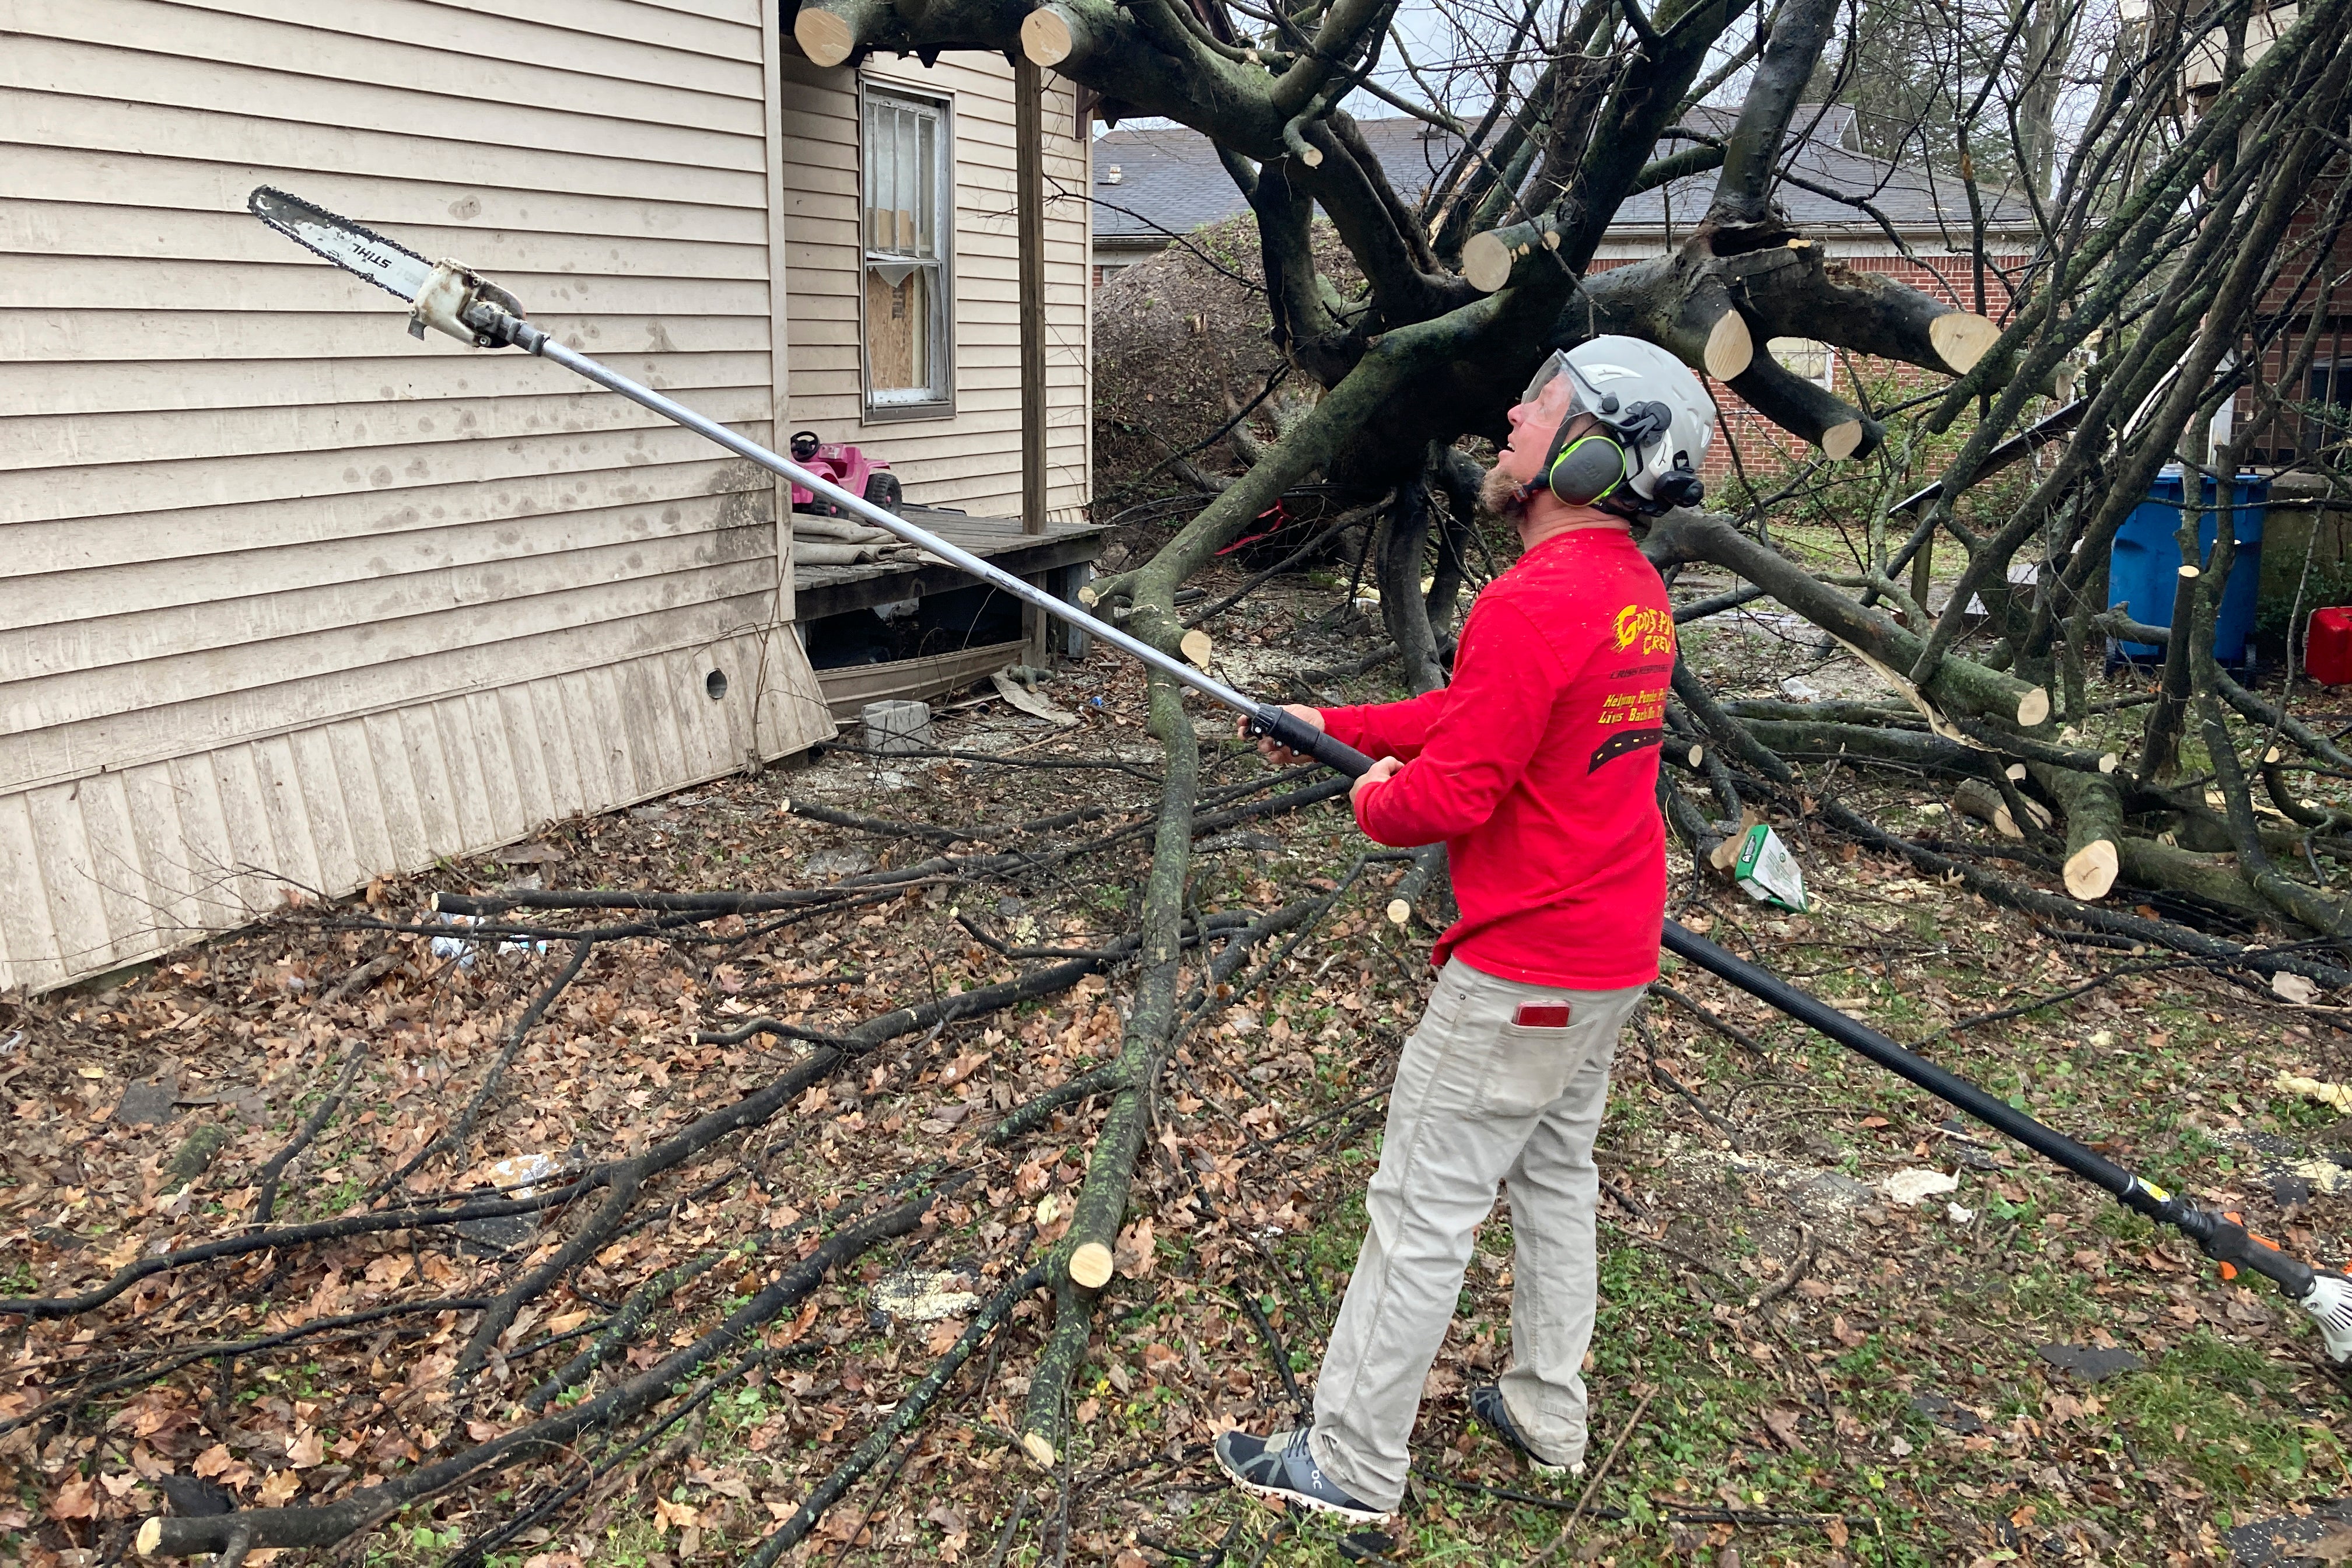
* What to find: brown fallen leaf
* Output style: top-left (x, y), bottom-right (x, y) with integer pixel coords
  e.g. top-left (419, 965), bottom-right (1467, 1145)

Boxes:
top-left (1114, 1216), bottom-right (1156, 1279)
top-left (772, 1298), bottom-right (821, 1346)
top-left (925, 1503), bottom-right (970, 1560)
top-left (47, 1476), bottom-right (97, 1521)
top-left (1761, 1406), bottom-right (1802, 1449)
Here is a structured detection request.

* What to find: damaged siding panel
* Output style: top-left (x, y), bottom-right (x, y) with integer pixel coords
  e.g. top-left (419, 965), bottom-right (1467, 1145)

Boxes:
top-left (780, 54), bottom-right (1092, 519)
top-left (0, 0), bottom-right (829, 992)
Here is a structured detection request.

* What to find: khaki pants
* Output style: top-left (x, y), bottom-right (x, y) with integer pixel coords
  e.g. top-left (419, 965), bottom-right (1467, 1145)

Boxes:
top-left (1308, 956), bottom-right (1645, 1510)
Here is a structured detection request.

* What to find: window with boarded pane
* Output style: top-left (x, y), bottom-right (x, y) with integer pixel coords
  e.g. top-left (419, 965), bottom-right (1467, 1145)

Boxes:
top-left (863, 87), bottom-right (952, 414)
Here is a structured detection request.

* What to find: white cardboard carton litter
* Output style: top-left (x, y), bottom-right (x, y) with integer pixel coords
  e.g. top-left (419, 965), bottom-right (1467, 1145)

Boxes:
top-left (1732, 824), bottom-right (1807, 912)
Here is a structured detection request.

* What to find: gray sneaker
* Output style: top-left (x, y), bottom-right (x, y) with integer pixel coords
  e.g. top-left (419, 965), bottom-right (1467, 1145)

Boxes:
top-left (1469, 1384), bottom-right (1583, 1477)
top-left (1213, 1426), bottom-right (1390, 1524)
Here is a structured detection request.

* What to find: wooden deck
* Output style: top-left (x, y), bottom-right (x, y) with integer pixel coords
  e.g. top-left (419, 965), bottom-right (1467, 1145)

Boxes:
top-left (792, 508), bottom-right (1104, 622)
top-left (797, 508), bottom-right (1105, 720)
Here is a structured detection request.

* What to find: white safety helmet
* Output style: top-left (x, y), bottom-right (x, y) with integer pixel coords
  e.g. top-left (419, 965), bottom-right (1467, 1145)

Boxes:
top-left (1521, 337), bottom-right (1714, 515)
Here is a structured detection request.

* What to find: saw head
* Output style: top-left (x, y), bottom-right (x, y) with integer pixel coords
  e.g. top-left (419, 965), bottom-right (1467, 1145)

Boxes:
top-left (404, 260), bottom-right (531, 348)
top-left (2305, 1272), bottom-right (2352, 1364)
top-left (247, 186), bottom-right (531, 348)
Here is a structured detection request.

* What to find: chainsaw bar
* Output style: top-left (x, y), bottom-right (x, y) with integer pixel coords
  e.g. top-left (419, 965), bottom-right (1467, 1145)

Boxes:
top-left (249, 186), bottom-right (436, 304)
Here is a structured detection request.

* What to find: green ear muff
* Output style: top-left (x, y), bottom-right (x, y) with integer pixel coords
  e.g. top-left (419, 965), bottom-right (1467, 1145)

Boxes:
top-left (1546, 432), bottom-right (1629, 505)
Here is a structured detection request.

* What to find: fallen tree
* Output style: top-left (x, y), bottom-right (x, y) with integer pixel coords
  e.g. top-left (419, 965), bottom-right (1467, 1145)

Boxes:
top-left (792, 0), bottom-right (2352, 1505)
top-left (22, 0), bottom-right (2352, 1558)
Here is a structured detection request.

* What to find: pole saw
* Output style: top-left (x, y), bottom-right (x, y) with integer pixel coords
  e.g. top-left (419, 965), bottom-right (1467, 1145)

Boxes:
top-left (247, 187), bottom-right (2352, 1364)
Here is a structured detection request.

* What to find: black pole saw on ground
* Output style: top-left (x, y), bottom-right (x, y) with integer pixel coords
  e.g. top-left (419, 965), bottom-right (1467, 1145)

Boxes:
top-left (249, 187), bottom-right (2352, 1365)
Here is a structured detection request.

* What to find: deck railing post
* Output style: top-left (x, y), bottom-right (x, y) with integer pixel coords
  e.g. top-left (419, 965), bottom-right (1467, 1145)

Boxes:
top-left (1016, 55), bottom-right (1051, 666)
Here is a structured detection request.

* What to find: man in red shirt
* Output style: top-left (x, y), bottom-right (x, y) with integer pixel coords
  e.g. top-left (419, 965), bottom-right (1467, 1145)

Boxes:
top-left (1215, 339), bottom-right (1713, 1524)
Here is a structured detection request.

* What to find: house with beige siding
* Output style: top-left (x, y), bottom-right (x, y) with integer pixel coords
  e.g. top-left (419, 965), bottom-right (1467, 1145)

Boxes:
top-left (0, 0), bottom-right (1097, 993)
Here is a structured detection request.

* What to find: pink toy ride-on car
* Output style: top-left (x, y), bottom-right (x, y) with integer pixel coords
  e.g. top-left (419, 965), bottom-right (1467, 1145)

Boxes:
top-left (789, 430), bottom-right (904, 516)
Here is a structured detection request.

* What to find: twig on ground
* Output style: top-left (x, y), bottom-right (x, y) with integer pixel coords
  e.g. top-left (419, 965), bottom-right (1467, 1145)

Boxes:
top-left (738, 1260), bottom-right (1048, 1567)
top-left (375, 938), bottom-right (595, 1197)
top-left (317, 950), bottom-right (401, 1007)
top-left (251, 1037), bottom-right (370, 1225)
top-left (1525, 1388), bottom-right (1653, 1565)
top-left (1654, 983), bottom-right (1772, 1055)
top-left (1746, 1224), bottom-right (1817, 1312)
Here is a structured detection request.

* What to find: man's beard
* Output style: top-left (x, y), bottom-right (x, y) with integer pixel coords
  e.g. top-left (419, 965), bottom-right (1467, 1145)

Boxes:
top-left (1477, 463), bottom-right (1527, 522)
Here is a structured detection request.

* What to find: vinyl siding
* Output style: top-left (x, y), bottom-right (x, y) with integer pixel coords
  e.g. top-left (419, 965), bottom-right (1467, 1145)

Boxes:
top-left (780, 53), bottom-right (1093, 519)
top-left (0, 0), bottom-right (833, 992)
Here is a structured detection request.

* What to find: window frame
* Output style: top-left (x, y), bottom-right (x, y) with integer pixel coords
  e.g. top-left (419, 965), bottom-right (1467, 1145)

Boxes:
top-left (1765, 336), bottom-right (1838, 390)
top-left (858, 78), bottom-right (956, 423)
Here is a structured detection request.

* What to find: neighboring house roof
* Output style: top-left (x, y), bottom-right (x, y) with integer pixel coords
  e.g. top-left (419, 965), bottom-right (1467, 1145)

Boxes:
top-left (1092, 116), bottom-right (1463, 250)
top-left (1091, 106), bottom-right (2035, 254)
top-left (1612, 104), bottom-right (2036, 241)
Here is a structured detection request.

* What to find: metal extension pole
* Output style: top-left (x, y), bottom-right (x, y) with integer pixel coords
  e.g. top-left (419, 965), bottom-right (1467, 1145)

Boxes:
top-left (480, 313), bottom-right (2348, 1359)
top-left (241, 184), bottom-right (2352, 1359)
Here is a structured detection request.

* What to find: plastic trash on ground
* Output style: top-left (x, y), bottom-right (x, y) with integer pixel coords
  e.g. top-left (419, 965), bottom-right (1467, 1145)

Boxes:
top-left (1881, 1168), bottom-right (1960, 1208)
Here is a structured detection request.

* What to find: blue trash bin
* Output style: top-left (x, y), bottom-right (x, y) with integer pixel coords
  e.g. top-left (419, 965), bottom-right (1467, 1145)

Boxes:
top-left (2107, 466), bottom-right (2269, 665)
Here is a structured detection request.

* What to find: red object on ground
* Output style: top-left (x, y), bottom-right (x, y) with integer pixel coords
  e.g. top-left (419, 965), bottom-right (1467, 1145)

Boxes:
top-left (2309, 607), bottom-right (2352, 686)
top-left (1317, 527), bottom-right (1675, 991)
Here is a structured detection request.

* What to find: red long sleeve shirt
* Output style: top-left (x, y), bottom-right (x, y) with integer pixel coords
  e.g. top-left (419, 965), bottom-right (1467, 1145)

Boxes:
top-left (1320, 526), bottom-right (1674, 990)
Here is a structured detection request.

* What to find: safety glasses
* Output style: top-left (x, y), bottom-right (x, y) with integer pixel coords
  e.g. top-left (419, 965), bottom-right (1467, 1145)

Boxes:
top-left (1520, 349), bottom-right (1581, 408)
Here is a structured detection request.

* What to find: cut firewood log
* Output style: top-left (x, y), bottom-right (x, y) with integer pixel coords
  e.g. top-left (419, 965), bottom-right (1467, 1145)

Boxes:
top-left (1020, 2), bottom-right (1096, 66)
top-left (1067, 1242), bottom-right (1114, 1290)
top-left (792, 0), bottom-right (890, 66)
top-left (2064, 839), bottom-right (2120, 900)
top-left (1927, 310), bottom-right (2002, 373)
top-left (1703, 309), bottom-right (1755, 382)
top-left (2028, 762), bottom-right (2124, 901)
top-left (1951, 778), bottom-right (2023, 839)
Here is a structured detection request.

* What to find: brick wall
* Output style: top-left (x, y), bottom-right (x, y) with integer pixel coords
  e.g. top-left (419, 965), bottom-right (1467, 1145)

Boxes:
top-left (2240, 170), bottom-right (2352, 466)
